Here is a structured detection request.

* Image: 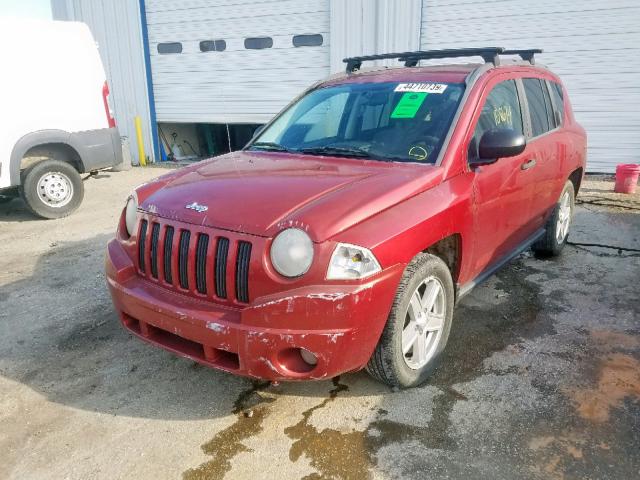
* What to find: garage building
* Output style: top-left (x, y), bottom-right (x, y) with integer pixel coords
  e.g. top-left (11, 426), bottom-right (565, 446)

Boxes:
top-left (51, 0), bottom-right (639, 172)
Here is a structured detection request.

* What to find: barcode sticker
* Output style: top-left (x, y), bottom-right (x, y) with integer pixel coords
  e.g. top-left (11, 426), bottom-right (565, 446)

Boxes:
top-left (394, 83), bottom-right (448, 94)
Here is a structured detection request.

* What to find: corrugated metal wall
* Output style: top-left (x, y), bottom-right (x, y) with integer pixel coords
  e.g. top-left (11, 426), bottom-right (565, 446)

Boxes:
top-left (329, 0), bottom-right (422, 73)
top-left (145, 0), bottom-right (331, 124)
top-left (420, 0), bottom-right (640, 173)
top-left (51, 0), bottom-right (153, 165)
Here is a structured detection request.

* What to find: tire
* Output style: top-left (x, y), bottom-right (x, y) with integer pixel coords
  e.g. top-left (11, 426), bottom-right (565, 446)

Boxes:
top-left (20, 160), bottom-right (84, 219)
top-left (366, 253), bottom-right (455, 388)
top-left (532, 180), bottom-right (575, 257)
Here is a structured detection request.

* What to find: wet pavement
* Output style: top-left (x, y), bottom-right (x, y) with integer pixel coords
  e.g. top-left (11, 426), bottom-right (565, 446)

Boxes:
top-left (0, 170), bottom-right (638, 479)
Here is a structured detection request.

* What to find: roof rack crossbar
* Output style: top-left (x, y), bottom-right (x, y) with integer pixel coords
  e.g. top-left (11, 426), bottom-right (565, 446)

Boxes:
top-left (343, 47), bottom-right (543, 72)
top-left (502, 49), bottom-right (543, 65)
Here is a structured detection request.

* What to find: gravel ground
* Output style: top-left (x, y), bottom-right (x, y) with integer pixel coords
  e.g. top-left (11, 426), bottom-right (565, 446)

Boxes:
top-left (0, 168), bottom-right (638, 479)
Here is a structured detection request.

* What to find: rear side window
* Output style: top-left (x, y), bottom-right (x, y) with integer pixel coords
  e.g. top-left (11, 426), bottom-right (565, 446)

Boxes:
top-left (523, 78), bottom-right (552, 137)
top-left (472, 80), bottom-right (524, 153)
top-left (549, 82), bottom-right (565, 125)
top-left (157, 42), bottom-right (182, 54)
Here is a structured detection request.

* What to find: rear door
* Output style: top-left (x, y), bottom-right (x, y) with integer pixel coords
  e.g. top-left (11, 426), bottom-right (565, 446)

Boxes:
top-left (467, 77), bottom-right (537, 276)
top-left (520, 77), bottom-right (564, 230)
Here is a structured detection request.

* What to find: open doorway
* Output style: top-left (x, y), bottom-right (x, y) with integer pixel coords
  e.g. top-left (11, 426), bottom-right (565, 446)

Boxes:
top-left (157, 122), bottom-right (263, 162)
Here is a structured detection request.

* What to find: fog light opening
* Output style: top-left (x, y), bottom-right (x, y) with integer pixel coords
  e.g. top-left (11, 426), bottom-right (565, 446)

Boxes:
top-left (276, 347), bottom-right (318, 373)
top-left (300, 348), bottom-right (318, 366)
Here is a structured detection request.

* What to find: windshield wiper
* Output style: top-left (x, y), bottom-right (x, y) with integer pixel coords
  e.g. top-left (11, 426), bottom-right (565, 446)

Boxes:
top-left (298, 146), bottom-right (372, 158)
top-left (249, 142), bottom-right (294, 153)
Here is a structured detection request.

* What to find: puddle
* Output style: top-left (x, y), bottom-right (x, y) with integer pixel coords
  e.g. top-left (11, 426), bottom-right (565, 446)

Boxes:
top-left (590, 330), bottom-right (640, 349)
top-left (284, 377), bottom-right (375, 480)
top-left (529, 432), bottom-right (588, 479)
top-left (183, 381), bottom-right (273, 480)
top-left (567, 353), bottom-right (640, 423)
top-left (564, 330), bottom-right (640, 423)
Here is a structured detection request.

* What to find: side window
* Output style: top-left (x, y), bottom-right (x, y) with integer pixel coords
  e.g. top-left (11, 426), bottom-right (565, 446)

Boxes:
top-left (471, 79), bottom-right (523, 156)
top-left (523, 78), bottom-right (552, 136)
top-left (549, 82), bottom-right (565, 126)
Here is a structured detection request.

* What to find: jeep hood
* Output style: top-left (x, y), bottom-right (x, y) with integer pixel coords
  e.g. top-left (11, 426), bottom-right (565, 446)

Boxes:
top-left (139, 151), bottom-right (443, 242)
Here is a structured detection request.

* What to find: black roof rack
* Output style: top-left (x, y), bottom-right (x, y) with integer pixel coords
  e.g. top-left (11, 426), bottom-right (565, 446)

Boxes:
top-left (343, 47), bottom-right (543, 73)
top-left (502, 49), bottom-right (543, 65)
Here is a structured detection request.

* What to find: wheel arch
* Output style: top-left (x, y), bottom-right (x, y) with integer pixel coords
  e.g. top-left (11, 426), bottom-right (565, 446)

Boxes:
top-left (10, 130), bottom-right (84, 185)
top-left (422, 233), bottom-right (463, 283)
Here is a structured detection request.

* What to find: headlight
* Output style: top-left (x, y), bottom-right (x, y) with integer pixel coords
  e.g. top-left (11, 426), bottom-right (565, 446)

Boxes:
top-left (327, 243), bottom-right (381, 280)
top-left (270, 228), bottom-right (314, 277)
top-left (124, 193), bottom-right (138, 237)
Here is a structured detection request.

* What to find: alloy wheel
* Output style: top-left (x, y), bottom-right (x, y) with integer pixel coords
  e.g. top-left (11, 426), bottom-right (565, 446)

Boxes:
top-left (402, 276), bottom-right (446, 370)
top-left (556, 191), bottom-right (571, 243)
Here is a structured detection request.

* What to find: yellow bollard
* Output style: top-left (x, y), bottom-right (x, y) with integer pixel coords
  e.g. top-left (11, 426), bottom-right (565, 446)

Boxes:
top-left (134, 115), bottom-right (146, 166)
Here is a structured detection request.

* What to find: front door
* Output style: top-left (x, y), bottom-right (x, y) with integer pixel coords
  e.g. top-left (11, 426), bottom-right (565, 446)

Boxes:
top-left (467, 78), bottom-right (538, 278)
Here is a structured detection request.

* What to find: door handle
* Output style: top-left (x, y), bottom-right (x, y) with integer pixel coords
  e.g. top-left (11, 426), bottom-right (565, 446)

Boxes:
top-left (521, 159), bottom-right (536, 170)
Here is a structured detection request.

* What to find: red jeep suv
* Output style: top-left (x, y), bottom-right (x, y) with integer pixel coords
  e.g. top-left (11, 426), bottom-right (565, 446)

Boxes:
top-left (106, 48), bottom-right (586, 388)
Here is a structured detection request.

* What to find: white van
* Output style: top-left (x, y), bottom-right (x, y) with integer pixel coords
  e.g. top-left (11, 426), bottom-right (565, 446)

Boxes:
top-left (0, 18), bottom-right (122, 218)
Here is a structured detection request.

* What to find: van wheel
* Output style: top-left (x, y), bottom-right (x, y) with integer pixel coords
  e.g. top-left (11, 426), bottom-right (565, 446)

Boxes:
top-left (532, 180), bottom-right (575, 257)
top-left (20, 160), bottom-right (84, 219)
top-left (366, 253), bottom-right (454, 388)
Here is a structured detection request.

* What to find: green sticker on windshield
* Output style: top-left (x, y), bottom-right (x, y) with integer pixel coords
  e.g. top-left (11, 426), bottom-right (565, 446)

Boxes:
top-left (390, 92), bottom-right (428, 119)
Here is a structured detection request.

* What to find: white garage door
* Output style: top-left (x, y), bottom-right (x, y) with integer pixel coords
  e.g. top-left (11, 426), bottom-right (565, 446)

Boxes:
top-left (420, 0), bottom-right (640, 172)
top-left (146, 0), bottom-right (330, 124)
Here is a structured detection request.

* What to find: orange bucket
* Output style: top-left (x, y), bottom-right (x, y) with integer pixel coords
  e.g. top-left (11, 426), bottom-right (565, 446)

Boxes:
top-left (614, 164), bottom-right (640, 194)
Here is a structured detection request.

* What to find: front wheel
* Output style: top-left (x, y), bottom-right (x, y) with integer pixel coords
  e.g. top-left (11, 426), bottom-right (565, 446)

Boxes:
top-left (532, 180), bottom-right (575, 257)
top-left (366, 253), bottom-right (454, 388)
top-left (20, 160), bottom-right (84, 219)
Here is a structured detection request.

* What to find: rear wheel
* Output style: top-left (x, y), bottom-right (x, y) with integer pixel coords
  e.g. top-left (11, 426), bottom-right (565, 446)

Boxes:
top-left (366, 253), bottom-right (454, 388)
top-left (20, 160), bottom-right (84, 219)
top-left (532, 180), bottom-right (575, 257)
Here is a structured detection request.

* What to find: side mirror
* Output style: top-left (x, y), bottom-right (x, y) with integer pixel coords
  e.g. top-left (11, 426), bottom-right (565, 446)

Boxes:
top-left (471, 129), bottom-right (526, 166)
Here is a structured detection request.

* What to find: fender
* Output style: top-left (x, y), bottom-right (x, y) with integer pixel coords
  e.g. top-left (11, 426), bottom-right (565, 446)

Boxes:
top-left (10, 128), bottom-right (121, 185)
top-left (331, 171), bottom-right (475, 285)
top-left (10, 130), bottom-right (77, 185)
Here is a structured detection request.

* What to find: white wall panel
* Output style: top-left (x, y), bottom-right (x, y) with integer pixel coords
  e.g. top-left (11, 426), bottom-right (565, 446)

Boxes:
top-left (329, 0), bottom-right (422, 74)
top-left (146, 0), bottom-right (330, 124)
top-left (421, 0), bottom-right (640, 172)
top-left (51, 0), bottom-right (153, 164)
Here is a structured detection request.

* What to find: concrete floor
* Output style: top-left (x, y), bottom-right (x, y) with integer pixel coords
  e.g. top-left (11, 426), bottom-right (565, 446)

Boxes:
top-left (0, 169), bottom-right (638, 480)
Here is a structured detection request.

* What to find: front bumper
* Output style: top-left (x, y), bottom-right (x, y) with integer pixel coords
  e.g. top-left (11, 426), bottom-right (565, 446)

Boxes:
top-left (106, 239), bottom-right (403, 381)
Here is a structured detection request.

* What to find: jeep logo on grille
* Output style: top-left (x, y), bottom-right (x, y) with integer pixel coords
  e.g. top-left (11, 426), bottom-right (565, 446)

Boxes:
top-left (185, 202), bottom-right (208, 213)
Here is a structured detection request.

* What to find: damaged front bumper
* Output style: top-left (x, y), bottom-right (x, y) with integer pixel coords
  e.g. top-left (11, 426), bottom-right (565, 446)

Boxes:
top-left (106, 239), bottom-right (403, 381)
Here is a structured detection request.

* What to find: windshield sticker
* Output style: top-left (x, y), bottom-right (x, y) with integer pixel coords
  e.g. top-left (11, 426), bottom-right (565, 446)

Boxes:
top-left (493, 104), bottom-right (513, 127)
top-left (391, 92), bottom-right (428, 119)
top-left (395, 83), bottom-right (448, 94)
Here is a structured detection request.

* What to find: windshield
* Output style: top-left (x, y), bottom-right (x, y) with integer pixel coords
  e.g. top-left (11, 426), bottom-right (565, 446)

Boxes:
top-left (248, 81), bottom-right (465, 163)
